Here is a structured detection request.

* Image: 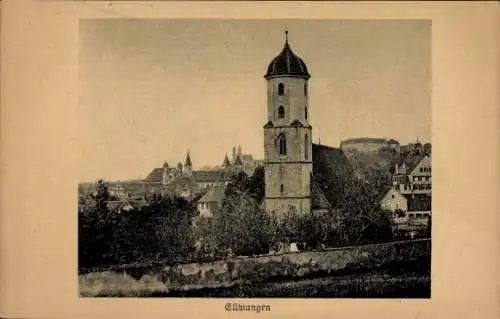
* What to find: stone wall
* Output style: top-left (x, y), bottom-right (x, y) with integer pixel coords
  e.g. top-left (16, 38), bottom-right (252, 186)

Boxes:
top-left (79, 239), bottom-right (431, 297)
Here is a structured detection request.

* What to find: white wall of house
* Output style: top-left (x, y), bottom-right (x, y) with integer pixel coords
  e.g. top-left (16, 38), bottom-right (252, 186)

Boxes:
top-left (393, 211), bottom-right (431, 231)
top-left (197, 202), bottom-right (216, 218)
top-left (408, 155), bottom-right (432, 195)
top-left (380, 186), bottom-right (408, 212)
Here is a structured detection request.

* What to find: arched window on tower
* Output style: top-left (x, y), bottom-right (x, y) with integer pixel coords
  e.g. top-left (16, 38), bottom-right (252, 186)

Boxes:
top-left (278, 106), bottom-right (285, 119)
top-left (305, 106), bottom-right (308, 120)
top-left (280, 184), bottom-right (284, 194)
top-left (304, 83), bottom-right (308, 96)
top-left (305, 134), bottom-right (309, 159)
top-left (278, 134), bottom-right (287, 155)
top-left (278, 83), bottom-right (285, 96)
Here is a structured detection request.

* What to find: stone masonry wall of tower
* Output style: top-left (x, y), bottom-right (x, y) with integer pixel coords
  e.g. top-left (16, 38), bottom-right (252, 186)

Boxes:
top-left (263, 34), bottom-right (313, 215)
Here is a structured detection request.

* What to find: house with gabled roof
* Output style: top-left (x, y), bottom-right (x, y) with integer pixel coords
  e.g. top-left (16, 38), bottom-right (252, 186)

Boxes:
top-left (380, 185), bottom-right (408, 212)
top-left (392, 150), bottom-right (431, 195)
top-left (379, 183), bottom-right (431, 237)
top-left (196, 186), bottom-right (226, 218)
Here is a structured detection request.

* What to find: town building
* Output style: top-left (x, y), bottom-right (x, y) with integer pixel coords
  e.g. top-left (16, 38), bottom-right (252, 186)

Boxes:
top-left (196, 186), bottom-right (226, 218)
top-left (379, 185), bottom-right (431, 237)
top-left (392, 146), bottom-right (431, 195)
top-left (381, 143), bottom-right (432, 237)
top-left (143, 145), bottom-right (264, 201)
top-left (340, 137), bottom-right (399, 153)
top-left (380, 185), bottom-right (408, 212)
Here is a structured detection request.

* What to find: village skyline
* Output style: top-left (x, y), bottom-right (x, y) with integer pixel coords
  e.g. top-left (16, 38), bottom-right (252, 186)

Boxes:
top-left (78, 137), bottom-right (432, 183)
top-left (79, 19), bottom-right (430, 182)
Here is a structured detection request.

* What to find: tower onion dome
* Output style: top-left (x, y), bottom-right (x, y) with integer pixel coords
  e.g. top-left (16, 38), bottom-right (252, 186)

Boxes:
top-left (265, 30), bottom-right (310, 80)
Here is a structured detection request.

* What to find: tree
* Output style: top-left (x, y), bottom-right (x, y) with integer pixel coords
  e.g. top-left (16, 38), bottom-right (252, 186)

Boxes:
top-left (93, 179), bottom-right (110, 213)
top-left (193, 169), bottom-right (271, 258)
top-left (214, 187), bottom-right (270, 257)
top-left (424, 143), bottom-right (432, 156)
top-left (78, 180), bottom-right (199, 268)
top-left (245, 166), bottom-right (265, 202)
top-left (79, 179), bottom-right (117, 267)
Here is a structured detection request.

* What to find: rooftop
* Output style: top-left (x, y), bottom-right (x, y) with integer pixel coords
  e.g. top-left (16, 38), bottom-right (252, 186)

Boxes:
top-left (264, 31), bottom-right (310, 80)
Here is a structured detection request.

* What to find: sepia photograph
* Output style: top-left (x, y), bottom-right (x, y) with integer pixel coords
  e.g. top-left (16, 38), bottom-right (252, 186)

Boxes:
top-left (77, 19), bottom-right (432, 298)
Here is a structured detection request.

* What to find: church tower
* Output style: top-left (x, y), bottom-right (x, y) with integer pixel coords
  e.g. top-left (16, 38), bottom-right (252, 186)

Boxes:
top-left (263, 31), bottom-right (312, 215)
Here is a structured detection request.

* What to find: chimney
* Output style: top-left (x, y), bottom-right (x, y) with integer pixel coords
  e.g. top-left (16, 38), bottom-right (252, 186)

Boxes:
top-left (232, 147), bottom-right (236, 162)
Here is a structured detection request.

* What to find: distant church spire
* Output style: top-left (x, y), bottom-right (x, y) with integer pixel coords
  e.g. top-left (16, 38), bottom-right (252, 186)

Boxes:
top-left (222, 153), bottom-right (231, 167)
top-left (184, 150), bottom-right (192, 167)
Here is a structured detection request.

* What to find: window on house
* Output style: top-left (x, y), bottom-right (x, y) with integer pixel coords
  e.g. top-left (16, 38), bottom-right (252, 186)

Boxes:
top-left (280, 184), bottom-right (284, 194)
top-left (304, 134), bottom-right (308, 159)
top-left (392, 194), bottom-right (395, 199)
top-left (278, 106), bottom-right (285, 119)
top-left (278, 83), bottom-right (284, 96)
top-left (279, 134), bottom-right (287, 155)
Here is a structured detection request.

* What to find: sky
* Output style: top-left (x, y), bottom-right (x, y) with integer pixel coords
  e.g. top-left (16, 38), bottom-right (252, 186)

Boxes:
top-left (78, 19), bottom-right (431, 182)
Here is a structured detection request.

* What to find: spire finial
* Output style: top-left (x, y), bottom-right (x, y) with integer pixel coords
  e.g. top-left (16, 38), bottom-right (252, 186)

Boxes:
top-left (285, 28), bottom-right (288, 43)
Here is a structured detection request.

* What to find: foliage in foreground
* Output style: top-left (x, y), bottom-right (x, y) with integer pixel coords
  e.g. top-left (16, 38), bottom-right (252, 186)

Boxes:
top-left (79, 161), bottom-right (397, 269)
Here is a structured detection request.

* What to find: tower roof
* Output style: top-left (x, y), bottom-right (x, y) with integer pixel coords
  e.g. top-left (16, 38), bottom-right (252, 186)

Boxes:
top-left (265, 30), bottom-right (310, 80)
top-left (222, 153), bottom-right (231, 167)
top-left (233, 155), bottom-right (243, 166)
top-left (184, 151), bottom-right (192, 167)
